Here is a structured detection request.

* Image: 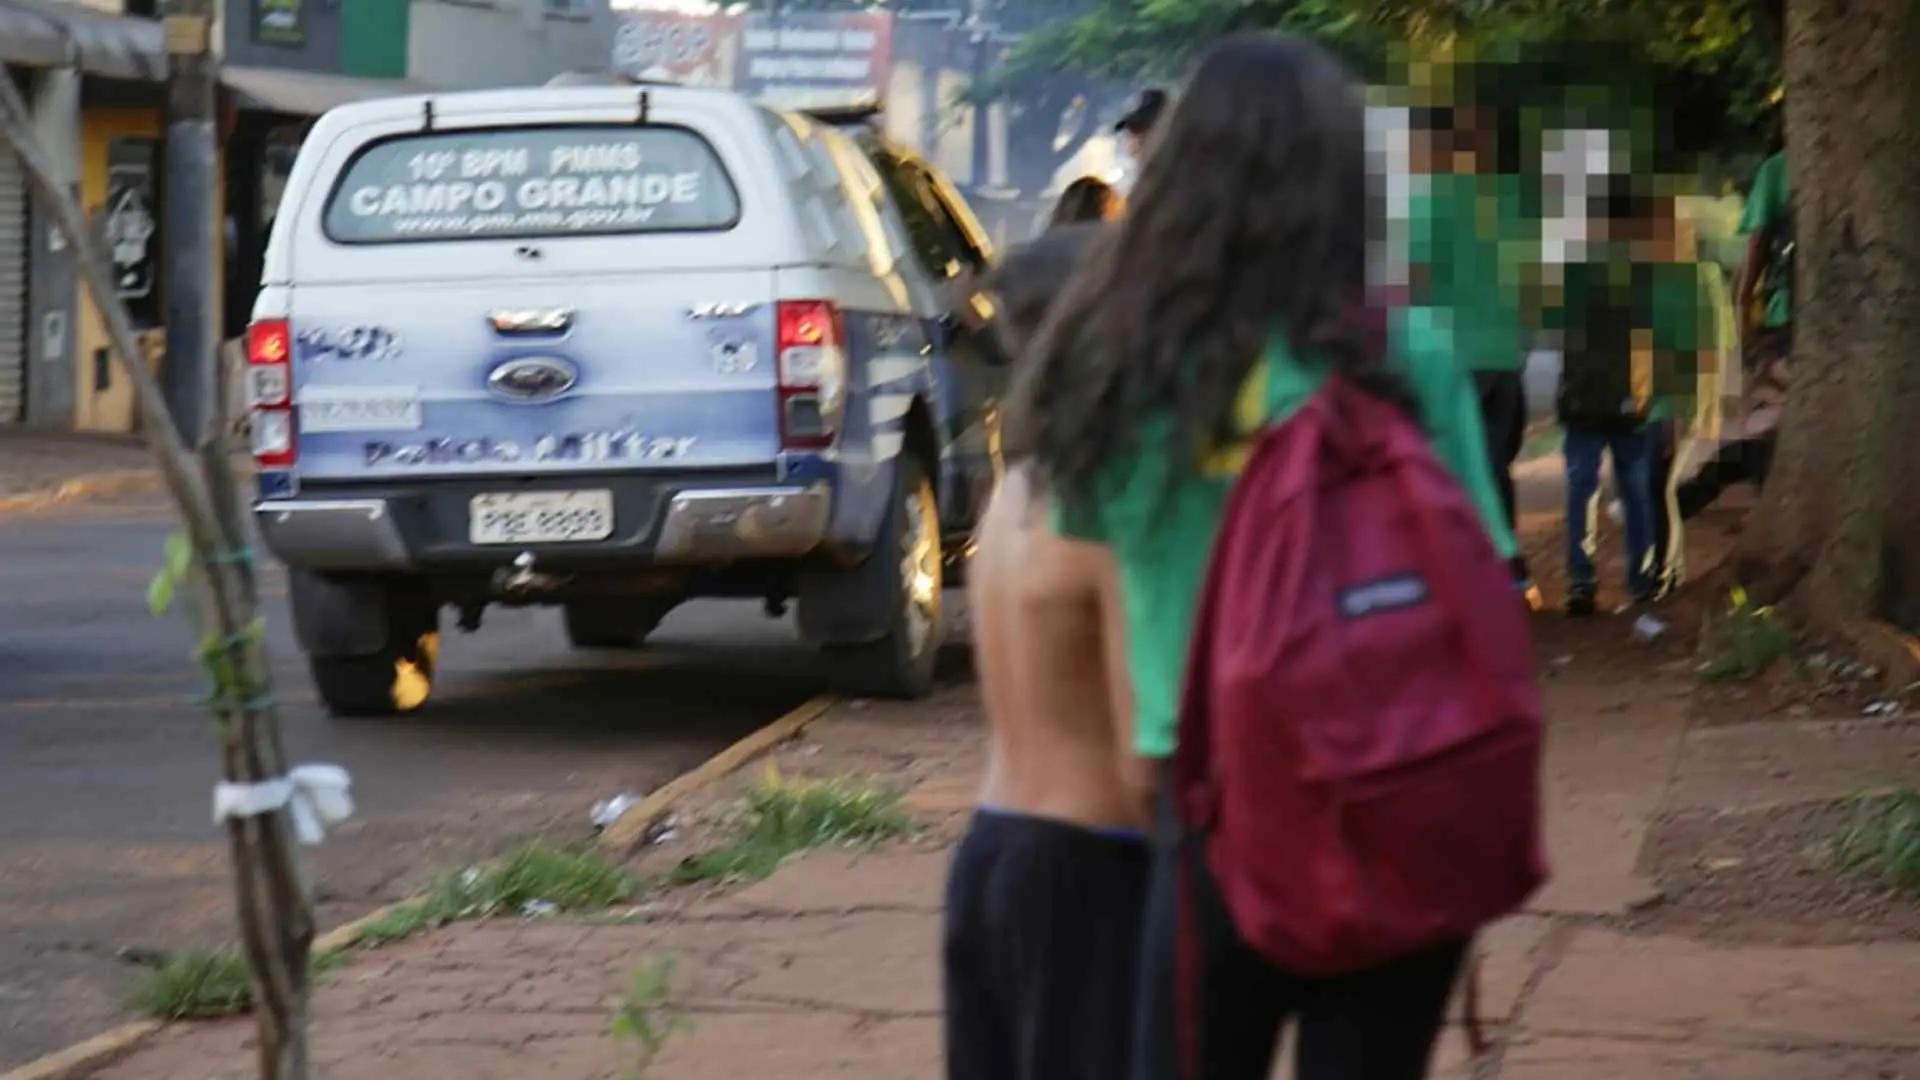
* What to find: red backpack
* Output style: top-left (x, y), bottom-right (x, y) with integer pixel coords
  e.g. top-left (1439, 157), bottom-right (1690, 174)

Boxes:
top-left (1173, 374), bottom-right (1547, 1021)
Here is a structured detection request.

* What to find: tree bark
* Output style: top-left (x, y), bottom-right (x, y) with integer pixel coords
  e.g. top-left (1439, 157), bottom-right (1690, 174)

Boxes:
top-left (1737, 0), bottom-right (1920, 682)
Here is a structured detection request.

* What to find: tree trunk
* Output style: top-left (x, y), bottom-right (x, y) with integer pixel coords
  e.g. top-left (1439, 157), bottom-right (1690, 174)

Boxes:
top-left (1737, 0), bottom-right (1920, 681)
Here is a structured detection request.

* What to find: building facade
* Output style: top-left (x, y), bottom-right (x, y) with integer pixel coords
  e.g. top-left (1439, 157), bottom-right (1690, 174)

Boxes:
top-left (0, 0), bottom-right (434, 433)
top-left (0, 2), bottom-right (169, 432)
top-left (408, 0), bottom-right (617, 90)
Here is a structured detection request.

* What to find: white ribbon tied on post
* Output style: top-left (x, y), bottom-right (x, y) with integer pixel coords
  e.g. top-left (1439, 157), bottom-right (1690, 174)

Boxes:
top-left (212, 764), bottom-right (356, 846)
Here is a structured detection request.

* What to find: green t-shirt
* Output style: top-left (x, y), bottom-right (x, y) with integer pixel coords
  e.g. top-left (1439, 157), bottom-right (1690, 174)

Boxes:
top-left (1054, 307), bottom-right (1519, 759)
top-left (1738, 151), bottom-right (1791, 328)
top-left (1408, 173), bottom-right (1533, 373)
top-left (1648, 261), bottom-right (1718, 422)
top-left (1542, 256), bottom-right (1714, 424)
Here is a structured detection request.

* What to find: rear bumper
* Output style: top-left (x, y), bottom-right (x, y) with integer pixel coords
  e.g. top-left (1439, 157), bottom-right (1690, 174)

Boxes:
top-left (255, 476), bottom-right (833, 573)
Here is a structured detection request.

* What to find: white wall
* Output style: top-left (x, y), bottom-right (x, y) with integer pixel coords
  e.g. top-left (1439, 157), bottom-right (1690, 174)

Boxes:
top-left (410, 0), bottom-right (620, 90)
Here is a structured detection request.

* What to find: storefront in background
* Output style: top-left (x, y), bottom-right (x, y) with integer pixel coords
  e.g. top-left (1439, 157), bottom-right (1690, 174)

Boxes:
top-left (0, 67), bottom-right (29, 427)
top-left (0, 3), bottom-right (176, 434)
top-left (72, 82), bottom-right (171, 434)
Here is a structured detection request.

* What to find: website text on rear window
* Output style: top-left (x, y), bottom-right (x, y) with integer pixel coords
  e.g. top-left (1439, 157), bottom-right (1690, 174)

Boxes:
top-left (323, 126), bottom-right (740, 244)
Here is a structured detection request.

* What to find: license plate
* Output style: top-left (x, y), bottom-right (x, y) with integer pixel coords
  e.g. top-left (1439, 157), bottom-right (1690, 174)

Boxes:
top-left (469, 490), bottom-right (614, 545)
top-left (298, 386), bottom-right (422, 433)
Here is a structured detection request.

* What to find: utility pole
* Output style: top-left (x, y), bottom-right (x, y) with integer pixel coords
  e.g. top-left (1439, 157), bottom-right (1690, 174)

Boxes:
top-left (967, 17), bottom-right (990, 192)
top-left (161, 0), bottom-right (220, 446)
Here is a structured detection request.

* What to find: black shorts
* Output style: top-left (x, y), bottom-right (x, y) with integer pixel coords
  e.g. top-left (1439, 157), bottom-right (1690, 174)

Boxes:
top-left (943, 807), bottom-right (1151, 1080)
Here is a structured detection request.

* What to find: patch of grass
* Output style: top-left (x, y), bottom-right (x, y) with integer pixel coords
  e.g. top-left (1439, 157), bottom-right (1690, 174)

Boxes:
top-left (351, 900), bottom-right (439, 948)
top-left (432, 845), bottom-right (636, 916)
top-left (1702, 586), bottom-right (1794, 681)
top-left (127, 948), bottom-right (344, 1021)
top-left (611, 955), bottom-right (693, 1078)
top-left (668, 767), bottom-right (916, 886)
top-left (1836, 787), bottom-right (1920, 896)
top-left (349, 843), bottom-right (637, 949)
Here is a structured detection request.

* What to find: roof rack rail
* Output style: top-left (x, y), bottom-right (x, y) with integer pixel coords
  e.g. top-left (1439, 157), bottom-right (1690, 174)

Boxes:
top-left (544, 70), bottom-right (682, 88)
top-left (797, 101), bottom-right (885, 127)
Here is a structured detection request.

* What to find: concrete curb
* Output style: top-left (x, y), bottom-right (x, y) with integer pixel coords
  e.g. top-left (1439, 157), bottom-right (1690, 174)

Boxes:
top-left (0, 691), bottom-right (839, 1080)
top-left (0, 470), bottom-right (161, 515)
top-left (598, 693), bottom-right (838, 853)
top-left (0, 1024), bottom-right (163, 1080)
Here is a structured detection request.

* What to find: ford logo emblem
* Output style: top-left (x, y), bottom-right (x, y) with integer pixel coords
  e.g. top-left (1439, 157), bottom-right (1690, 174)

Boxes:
top-left (488, 356), bottom-right (578, 402)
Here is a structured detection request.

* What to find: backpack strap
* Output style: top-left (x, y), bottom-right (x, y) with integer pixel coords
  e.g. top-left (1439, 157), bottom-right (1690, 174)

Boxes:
top-left (1328, 377), bottom-right (1518, 722)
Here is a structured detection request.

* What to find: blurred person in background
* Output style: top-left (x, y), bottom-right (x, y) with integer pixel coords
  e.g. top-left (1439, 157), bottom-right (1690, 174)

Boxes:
top-left (944, 222), bottom-right (1148, 1080)
top-left (990, 223), bottom-right (1102, 359)
top-left (1112, 88), bottom-right (1168, 195)
top-left (1050, 176), bottom-right (1124, 228)
top-left (1408, 100), bottom-right (1541, 605)
top-left (1678, 126), bottom-right (1789, 518)
top-left (1553, 183), bottom-right (1663, 616)
top-left (1010, 32), bottom-right (1514, 1080)
top-left (1636, 192), bottom-right (1729, 595)
top-left (1737, 127), bottom-right (1791, 374)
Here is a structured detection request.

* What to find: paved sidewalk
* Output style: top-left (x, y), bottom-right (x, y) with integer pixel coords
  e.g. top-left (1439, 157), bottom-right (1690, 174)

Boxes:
top-left (88, 680), bottom-right (1920, 1080)
top-left (0, 434), bottom-right (154, 503)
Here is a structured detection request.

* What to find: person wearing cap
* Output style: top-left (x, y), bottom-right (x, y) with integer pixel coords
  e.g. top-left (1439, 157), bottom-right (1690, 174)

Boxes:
top-left (1112, 89), bottom-right (1167, 194)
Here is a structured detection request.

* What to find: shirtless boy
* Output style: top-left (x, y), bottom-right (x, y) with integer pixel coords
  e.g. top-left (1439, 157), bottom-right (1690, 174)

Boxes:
top-left (942, 224), bottom-right (1153, 1080)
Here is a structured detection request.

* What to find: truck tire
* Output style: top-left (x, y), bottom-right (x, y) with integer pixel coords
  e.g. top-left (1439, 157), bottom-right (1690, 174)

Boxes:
top-left (820, 456), bottom-right (945, 699)
top-left (310, 597), bottom-right (439, 718)
top-left (564, 600), bottom-right (669, 650)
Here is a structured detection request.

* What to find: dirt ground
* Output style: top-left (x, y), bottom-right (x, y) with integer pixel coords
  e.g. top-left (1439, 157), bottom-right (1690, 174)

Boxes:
top-left (1515, 474), bottom-right (1918, 954)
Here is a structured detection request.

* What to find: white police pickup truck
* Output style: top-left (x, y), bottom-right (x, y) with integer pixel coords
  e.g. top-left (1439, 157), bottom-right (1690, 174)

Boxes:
top-left (247, 80), bottom-right (1007, 716)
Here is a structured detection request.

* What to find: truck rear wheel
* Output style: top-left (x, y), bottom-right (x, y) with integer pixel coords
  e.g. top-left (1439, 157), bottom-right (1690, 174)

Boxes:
top-left (309, 596), bottom-right (439, 718)
top-left (563, 600), bottom-right (670, 650)
top-left (820, 456), bottom-right (945, 699)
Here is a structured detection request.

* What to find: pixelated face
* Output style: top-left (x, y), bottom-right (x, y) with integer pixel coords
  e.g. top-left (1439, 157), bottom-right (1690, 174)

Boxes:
top-left (1410, 121), bottom-right (1488, 175)
top-left (1409, 126), bottom-right (1446, 174)
top-left (1449, 109), bottom-right (1498, 172)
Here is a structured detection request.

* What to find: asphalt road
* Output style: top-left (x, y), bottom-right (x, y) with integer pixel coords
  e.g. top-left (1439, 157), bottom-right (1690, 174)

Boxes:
top-left (0, 493), bottom-right (828, 1069)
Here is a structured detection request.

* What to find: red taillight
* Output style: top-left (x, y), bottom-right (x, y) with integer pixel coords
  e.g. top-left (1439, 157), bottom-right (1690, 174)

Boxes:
top-left (247, 318), bottom-right (297, 469)
top-left (775, 300), bottom-right (846, 451)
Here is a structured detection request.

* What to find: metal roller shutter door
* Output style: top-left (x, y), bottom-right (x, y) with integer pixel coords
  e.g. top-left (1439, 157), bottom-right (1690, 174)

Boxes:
top-left (0, 146), bottom-right (25, 424)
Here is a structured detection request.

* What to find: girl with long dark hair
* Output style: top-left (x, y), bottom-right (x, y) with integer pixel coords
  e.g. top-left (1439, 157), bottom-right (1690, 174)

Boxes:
top-left (1049, 176), bottom-right (1123, 227)
top-left (1005, 32), bottom-right (1517, 1080)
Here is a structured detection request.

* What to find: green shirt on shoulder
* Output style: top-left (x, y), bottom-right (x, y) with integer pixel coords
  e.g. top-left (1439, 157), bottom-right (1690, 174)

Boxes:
top-left (1738, 151), bottom-right (1791, 328)
top-left (1408, 172), bottom-right (1534, 373)
top-left (1648, 261), bottom-right (1718, 423)
top-left (1054, 307), bottom-right (1518, 759)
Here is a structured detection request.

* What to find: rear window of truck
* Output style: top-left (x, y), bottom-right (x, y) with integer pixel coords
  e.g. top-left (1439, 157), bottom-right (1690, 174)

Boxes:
top-left (322, 125), bottom-right (741, 244)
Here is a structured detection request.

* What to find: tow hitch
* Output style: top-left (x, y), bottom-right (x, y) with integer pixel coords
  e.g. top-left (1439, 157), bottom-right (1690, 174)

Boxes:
top-left (492, 551), bottom-right (570, 602)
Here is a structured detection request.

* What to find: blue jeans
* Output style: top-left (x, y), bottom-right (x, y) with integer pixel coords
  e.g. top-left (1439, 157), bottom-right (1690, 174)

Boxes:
top-left (1564, 425), bottom-right (1657, 598)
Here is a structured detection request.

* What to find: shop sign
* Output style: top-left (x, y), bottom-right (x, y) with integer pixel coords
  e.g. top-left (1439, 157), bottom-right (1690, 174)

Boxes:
top-left (104, 139), bottom-right (157, 306)
top-left (735, 12), bottom-right (894, 109)
top-left (255, 0), bottom-right (305, 47)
